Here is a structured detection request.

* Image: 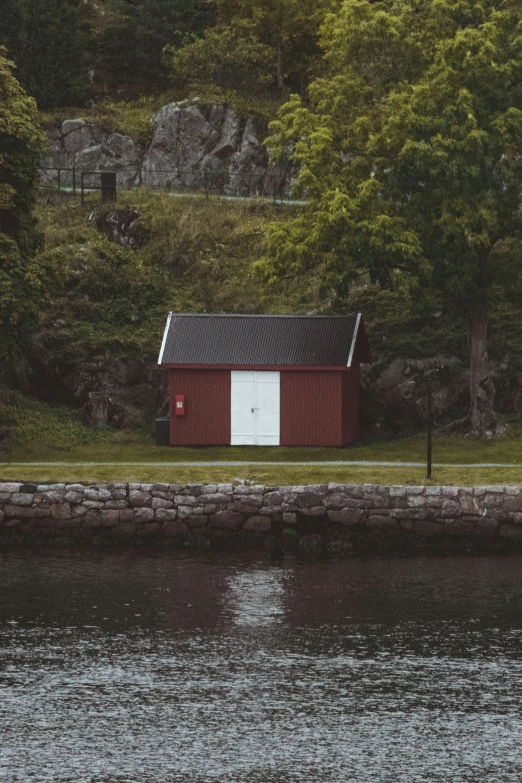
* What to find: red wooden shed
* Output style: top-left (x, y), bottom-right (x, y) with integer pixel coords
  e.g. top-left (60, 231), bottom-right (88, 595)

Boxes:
top-left (158, 313), bottom-right (371, 447)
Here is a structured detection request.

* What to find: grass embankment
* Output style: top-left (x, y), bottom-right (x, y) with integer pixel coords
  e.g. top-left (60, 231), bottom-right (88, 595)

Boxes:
top-left (35, 191), bottom-right (307, 363)
top-left (1, 393), bottom-right (522, 486)
top-left (3, 464), bottom-right (522, 486)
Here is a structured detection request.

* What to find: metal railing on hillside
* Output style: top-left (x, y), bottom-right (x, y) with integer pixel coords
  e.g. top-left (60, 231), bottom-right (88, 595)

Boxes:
top-left (39, 163), bottom-right (294, 204)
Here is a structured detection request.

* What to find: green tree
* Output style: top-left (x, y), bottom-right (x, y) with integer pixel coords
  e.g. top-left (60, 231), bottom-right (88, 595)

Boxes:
top-left (0, 0), bottom-right (87, 109)
top-left (0, 49), bottom-right (47, 358)
top-left (170, 18), bottom-right (277, 92)
top-left (97, 0), bottom-right (214, 91)
top-left (172, 0), bottom-right (339, 94)
top-left (265, 0), bottom-right (522, 434)
top-left (0, 1), bottom-right (24, 66)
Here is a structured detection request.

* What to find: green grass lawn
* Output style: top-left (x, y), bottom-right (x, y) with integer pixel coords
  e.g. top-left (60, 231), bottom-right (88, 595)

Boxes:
top-left (1, 463), bottom-right (522, 486)
top-left (2, 427), bottom-right (522, 485)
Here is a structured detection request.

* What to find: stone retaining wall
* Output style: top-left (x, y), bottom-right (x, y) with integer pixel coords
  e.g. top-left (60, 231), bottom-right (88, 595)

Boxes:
top-left (2, 481), bottom-right (522, 554)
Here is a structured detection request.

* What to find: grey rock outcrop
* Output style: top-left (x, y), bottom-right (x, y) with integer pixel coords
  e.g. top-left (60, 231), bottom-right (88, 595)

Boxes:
top-left (43, 100), bottom-right (296, 198)
top-left (43, 119), bottom-right (144, 190)
top-left (141, 101), bottom-right (295, 196)
top-left (361, 355), bottom-right (470, 433)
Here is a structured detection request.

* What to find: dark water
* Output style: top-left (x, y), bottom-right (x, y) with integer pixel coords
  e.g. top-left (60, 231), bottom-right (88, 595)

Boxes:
top-left (2, 554), bottom-right (522, 782)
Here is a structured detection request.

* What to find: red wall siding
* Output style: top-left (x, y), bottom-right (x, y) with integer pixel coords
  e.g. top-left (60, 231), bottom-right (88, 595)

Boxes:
top-left (280, 371), bottom-right (344, 447)
top-left (169, 369), bottom-right (231, 445)
top-left (342, 364), bottom-right (360, 444)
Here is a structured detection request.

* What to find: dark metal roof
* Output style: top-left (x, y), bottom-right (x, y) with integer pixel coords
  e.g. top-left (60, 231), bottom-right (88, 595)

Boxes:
top-left (158, 314), bottom-right (371, 367)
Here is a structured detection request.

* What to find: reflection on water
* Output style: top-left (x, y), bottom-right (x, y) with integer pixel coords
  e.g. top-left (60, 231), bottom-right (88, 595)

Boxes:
top-left (1, 554), bottom-right (522, 782)
top-left (227, 568), bottom-right (286, 627)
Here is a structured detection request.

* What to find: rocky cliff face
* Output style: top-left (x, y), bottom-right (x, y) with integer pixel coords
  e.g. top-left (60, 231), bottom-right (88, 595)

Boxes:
top-left (43, 99), bottom-right (296, 198)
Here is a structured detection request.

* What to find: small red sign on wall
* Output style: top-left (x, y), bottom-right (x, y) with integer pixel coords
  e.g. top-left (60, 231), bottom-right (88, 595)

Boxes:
top-left (175, 394), bottom-right (185, 416)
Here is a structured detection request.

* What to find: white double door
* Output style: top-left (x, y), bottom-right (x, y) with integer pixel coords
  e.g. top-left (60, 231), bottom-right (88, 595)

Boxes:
top-left (231, 371), bottom-right (280, 445)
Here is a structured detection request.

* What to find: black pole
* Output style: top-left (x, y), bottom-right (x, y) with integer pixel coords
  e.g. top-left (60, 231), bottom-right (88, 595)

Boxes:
top-left (426, 376), bottom-right (433, 481)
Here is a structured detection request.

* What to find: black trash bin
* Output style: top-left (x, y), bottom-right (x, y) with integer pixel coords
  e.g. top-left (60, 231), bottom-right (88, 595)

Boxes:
top-left (155, 417), bottom-right (170, 446)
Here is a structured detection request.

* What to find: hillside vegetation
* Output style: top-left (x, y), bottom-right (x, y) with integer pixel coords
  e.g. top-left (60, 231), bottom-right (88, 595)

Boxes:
top-left (1, 188), bottom-right (521, 456)
top-left (2, 0), bottom-right (522, 448)
top-left (31, 191), bottom-right (522, 366)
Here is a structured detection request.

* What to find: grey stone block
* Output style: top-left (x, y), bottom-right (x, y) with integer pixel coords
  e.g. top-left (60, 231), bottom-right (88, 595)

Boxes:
top-left (366, 515), bottom-right (399, 531)
top-left (129, 490), bottom-right (152, 507)
top-left (101, 510), bottom-right (120, 527)
top-left (155, 508), bottom-right (178, 523)
top-left (0, 483), bottom-right (22, 493)
top-left (104, 500), bottom-right (128, 509)
top-left (134, 507), bottom-right (155, 524)
top-left (210, 510), bottom-right (244, 529)
top-left (244, 516), bottom-right (271, 532)
top-left (152, 497), bottom-right (173, 509)
top-left (459, 495), bottom-right (481, 515)
top-left (52, 503), bottom-right (72, 520)
top-left (11, 493), bottom-right (34, 506)
top-left (327, 508), bottom-right (364, 526)
top-left (65, 491), bottom-right (83, 504)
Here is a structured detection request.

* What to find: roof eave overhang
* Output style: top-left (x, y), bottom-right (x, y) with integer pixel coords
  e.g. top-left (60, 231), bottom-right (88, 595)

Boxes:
top-left (159, 363), bottom-right (356, 371)
top-left (157, 312), bottom-right (173, 365)
top-left (347, 313), bottom-right (361, 367)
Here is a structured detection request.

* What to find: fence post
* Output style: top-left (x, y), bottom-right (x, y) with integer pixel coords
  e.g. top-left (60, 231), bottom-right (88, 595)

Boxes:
top-left (72, 155), bottom-right (76, 195)
top-left (426, 376), bottom-right (433, 481)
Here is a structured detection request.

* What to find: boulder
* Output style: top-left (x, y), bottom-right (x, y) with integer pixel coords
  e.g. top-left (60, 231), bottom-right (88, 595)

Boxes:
top-left (62, 120), bottom-right (97, 153)
top-left (97, 134), bottom-right (143, 189)
top-left (92, 208), bottom-right (149, 247)
top-left (43, 100), bottom-right (295, 198)
top-left (360, 355), bottom-right (469, 432)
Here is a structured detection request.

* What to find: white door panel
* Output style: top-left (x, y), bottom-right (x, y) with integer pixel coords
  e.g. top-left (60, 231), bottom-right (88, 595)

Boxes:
top-left (231, 371), bottom-right (256, 445)
top-left (231, 371), bottom-right (280, 446)
top-left (256, 372), bottom-right (280, 445)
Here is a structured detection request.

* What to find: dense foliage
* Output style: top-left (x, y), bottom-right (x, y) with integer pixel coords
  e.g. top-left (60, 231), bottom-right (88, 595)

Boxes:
top-left (0, 0), bottom-right (87, 108)
top-left (0, 49), bottom-right (47, 358)
top-left (0, 0), bottom-right (339, 106)
top-left (4, 0), bottom-right (522, 439)
top-left (265, 0), bottom-right (522, 433)
top-left (172, 0), bottom-right (340, 94)
top-left (93, 0), bottom-right (214, 93)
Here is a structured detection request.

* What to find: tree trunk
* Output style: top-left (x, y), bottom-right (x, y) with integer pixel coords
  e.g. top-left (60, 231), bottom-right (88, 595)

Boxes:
top-left (469, 312), bottom-right (500, 435)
